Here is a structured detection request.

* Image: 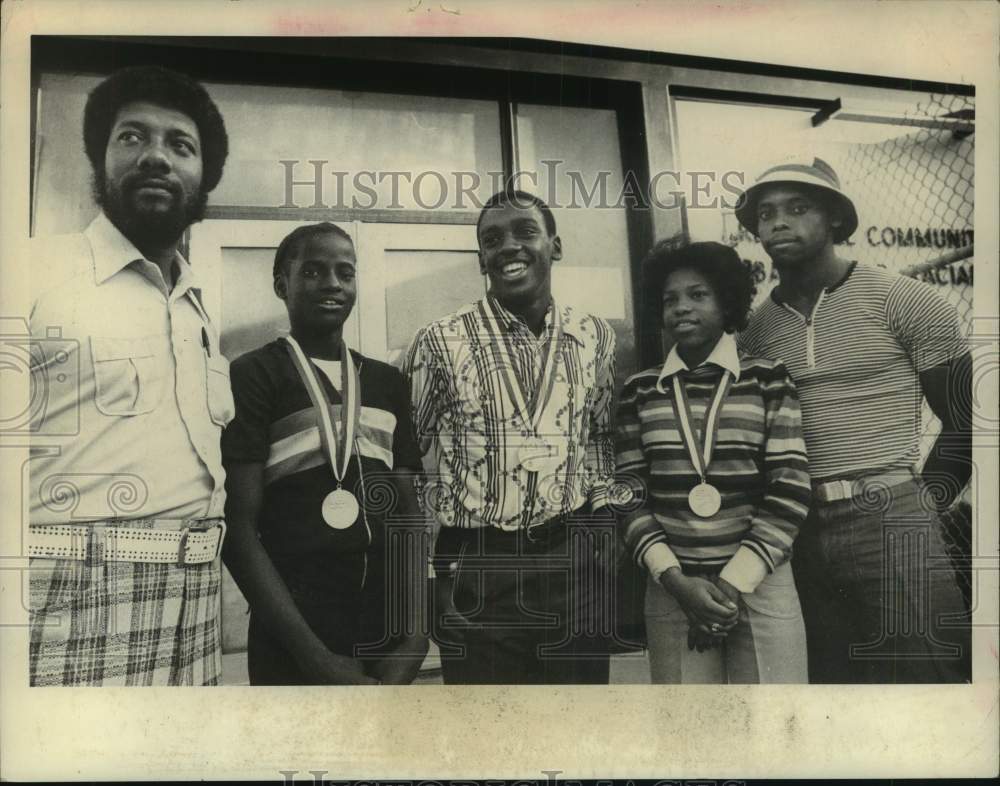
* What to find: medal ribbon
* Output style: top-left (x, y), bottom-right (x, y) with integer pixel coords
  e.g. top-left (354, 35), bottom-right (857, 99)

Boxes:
top-left (670, 370), bottom-right (731, 483)
top-left (478, 298), bottom-right (563, 434)
top-left (283, 335), bottom-right (361, 486)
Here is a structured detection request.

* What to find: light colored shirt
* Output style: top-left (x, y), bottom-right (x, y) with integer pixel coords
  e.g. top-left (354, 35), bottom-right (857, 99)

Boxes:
top-left (28, 213), bottom-right (234, 524)
top-left (312, 358), bottom-right (342, 390)
top-left (404, 296), bottom-right (616, 531)
top-left (737, 263), bottom-right (968, 480)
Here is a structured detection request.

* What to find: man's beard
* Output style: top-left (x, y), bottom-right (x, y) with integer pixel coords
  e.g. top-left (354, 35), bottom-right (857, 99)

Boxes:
top-left (93, 170), bottom-right (209, 250)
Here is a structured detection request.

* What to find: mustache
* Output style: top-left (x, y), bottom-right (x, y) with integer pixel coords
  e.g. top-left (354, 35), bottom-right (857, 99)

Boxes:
top-left (123, 174), bottom-right (182, 197)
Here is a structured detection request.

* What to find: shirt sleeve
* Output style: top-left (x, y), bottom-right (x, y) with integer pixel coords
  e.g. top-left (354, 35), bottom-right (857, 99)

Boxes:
top-left (584, 318), bottom-right (617, 510)
top-left (613, 374), bottom-right (680, 579)
top-left (719, 361), bottom-right (812, 593)
top-left (735, 323), bottom-right (760, 358)
top-left (387, 365), bottom-right (425, 472)
top-left (400, 324), bottom-right (448, 457)
top-left (221, 351), bottom-right (276, 464)
top-left (886, 274), bottom-right (968, 372)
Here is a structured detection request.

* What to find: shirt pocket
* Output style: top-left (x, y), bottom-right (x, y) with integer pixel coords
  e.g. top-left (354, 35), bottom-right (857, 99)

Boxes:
top-left (90, 336), bottom-right (164, 416)
top-left (205, 353), bottom-right (236, 427)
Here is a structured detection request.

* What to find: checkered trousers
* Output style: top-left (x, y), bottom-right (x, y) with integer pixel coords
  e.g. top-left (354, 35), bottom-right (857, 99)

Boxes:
top-left (29, 530), bottom-right (222, 686)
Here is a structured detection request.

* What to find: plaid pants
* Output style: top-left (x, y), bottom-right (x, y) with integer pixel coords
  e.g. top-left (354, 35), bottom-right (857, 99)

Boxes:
top-left (29, 525), bottom-right (223, 686)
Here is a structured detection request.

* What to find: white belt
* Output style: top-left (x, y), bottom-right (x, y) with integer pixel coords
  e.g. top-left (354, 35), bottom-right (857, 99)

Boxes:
top-left (28, 520), bottom-right (226, 565)
top-left (812, 471), bottom-right (915, 503)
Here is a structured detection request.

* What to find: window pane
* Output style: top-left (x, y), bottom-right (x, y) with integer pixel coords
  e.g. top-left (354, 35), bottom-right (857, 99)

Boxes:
top-left (219, 247), bottom-right (290, 361)
top-left (34, 72), bottom-right (104, 236)
top-left (32, 73), bottom-right (505, 236)
top-left (383, 249), bottom-right (483, 358)
top-left (205, 83), bottom-right (503, 211)
top-left (514, 103), bottom-right (637, 382)
top-left (672, 96), bottom-right (973, 314)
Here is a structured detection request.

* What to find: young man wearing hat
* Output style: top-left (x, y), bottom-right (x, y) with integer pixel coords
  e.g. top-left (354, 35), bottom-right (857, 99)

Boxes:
top-left (735, 158), bottom-right (971, 683)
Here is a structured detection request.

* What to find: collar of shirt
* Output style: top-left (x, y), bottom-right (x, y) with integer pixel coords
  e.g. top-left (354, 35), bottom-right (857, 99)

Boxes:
top-left (484, 295), bottom-right (586, 346)
top-left (85, 212), bottom-right (201, 303)
top-left (769, 260), bottom-right (859, 307)
top-left (656, 332), bottom-right (741, 393)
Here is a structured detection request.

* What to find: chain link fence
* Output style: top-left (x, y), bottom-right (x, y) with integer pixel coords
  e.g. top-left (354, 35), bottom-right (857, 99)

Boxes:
top-left (838, 92), bottom-right (975, 609)
top-left (835, 91), bottom-right (974, 332)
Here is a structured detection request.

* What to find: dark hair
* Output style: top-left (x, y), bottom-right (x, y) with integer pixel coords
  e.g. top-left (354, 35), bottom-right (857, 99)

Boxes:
top-left (476, 189), bottom-right (557, 239)
top-left (83, 66), bottom-right (229, 193)
top-left (273, 222), bottom-right (354, 278)
top-left (642, 239), bottom-right (757, 333)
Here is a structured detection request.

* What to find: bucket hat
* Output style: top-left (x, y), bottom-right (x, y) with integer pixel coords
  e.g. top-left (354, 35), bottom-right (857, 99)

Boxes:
top-left (735, 157), bottom-right (858, 243)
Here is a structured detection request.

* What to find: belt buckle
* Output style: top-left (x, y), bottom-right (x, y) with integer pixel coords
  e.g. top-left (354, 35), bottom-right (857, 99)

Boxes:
top-left (177, 526), bottom-right (194, 566)
top-left (212, 519), bottom-right (227, 560)
top-left (524, 520), bottom-right (545, 543)
top-left (816, 479), bottom-right (852, 503)
top-left (836, 479), bottom-right (854, 501)
top-left (177, 519), bottom-right (225, 566)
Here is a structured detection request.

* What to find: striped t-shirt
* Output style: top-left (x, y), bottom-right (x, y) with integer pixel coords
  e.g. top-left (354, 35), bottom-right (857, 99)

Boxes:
top-left (222, 339), bottom-right (423, 560)
top-left (737, 263), bottom-right (968, 480)
top-left (615, 353), bottom-right (811, 582)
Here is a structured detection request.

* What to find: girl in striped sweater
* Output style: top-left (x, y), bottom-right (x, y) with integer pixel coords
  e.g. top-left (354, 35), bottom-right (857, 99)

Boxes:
top-left (615, 240), bottom-right (811, 683)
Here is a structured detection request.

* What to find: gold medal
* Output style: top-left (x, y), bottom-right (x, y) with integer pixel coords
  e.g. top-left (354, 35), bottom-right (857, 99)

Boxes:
top-left (670, 371), bottom-right (732, 520)
top-left (688, 482), bottom-right (722, 518)
top-left (322, 488), bottom-right (360, 529)
top-left (284, 335), bottom-right (363, 530)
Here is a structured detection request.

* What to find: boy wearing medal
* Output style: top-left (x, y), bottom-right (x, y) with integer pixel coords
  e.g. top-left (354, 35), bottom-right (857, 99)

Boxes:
top-left (404, 190), bottom-right (617, 684)
top-left (616, 240), bottom-right (811, 683)
top-left (222, 222), bottom-right (428, 685)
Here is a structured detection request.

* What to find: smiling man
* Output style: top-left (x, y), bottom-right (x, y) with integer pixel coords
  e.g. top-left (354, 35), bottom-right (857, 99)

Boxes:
top-left (28, 67), bottom-right (232, 685)
top-left (735, 158), bottom-right (972, 683)
top-left (403, 190), bottom-right (617, 684)
top-left (220, 223), bottom-right (427, 685)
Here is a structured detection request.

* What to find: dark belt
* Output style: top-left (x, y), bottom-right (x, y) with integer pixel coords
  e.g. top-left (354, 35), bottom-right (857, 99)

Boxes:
top-left (434, 506), bottom-right (604, 571)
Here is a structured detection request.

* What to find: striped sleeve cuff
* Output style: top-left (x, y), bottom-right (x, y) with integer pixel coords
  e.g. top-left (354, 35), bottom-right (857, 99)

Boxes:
top-left (641, 541), bottom-right (681, 582)
top-left (588, 481), bottom-right (610, 511)
top-left (718, 545), bottom-right (771, 594)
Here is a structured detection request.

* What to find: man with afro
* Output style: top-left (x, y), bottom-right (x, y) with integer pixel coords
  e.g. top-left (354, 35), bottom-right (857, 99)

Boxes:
top-left (28, 66), bottom-right (232, 685)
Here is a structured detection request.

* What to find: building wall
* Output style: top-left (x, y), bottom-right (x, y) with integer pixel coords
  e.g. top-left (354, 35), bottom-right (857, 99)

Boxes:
top-left (29, 36), bottom-right (976, 669)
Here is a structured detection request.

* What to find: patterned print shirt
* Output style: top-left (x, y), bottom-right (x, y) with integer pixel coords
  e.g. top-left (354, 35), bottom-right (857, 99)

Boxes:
top-left (403, 297), bottom-right (616, 531)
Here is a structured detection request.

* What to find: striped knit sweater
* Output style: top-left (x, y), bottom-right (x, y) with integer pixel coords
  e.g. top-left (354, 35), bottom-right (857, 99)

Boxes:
top-left (615, 354), bottom-right (811, 589)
